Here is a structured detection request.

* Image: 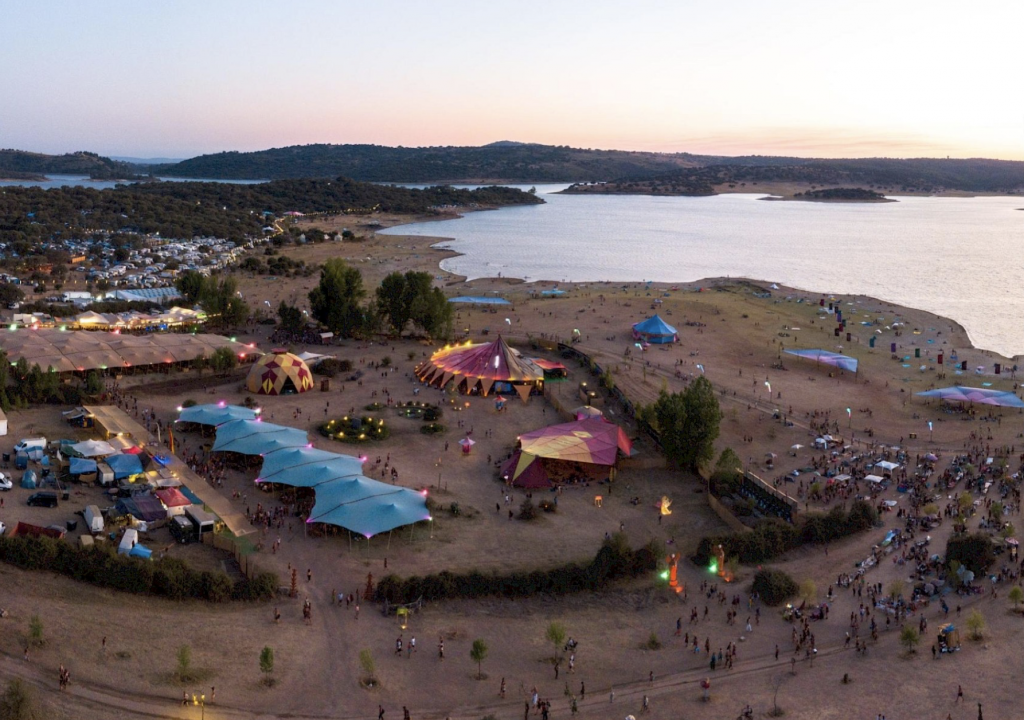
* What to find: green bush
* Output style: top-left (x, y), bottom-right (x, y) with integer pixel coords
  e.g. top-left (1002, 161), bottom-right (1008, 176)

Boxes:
top-left (751, 568), bottom-right (798, 606)
top-left (0, 535), bottom-right (275, 603)
top-left (946, 533), bottom-right (995, 576)
top-left (374, 538), bottom-right (658, 604)
top-left (420, 422), bottom-right (446, 435)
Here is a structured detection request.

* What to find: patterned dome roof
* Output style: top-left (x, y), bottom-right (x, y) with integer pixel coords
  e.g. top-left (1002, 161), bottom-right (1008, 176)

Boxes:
top-left (245, 351), bottom-right (315, 395)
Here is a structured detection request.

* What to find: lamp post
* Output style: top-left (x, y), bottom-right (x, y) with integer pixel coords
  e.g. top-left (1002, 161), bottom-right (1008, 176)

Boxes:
top-left (192, 693), bottom-right (205, 720)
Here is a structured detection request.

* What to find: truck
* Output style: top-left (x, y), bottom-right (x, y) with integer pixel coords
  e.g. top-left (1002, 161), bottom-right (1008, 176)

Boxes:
top-left (170, 508), bottom-right (217, 545)
top-left (96, 462), bottom-right (114, 487)
top-left (83, 505), bottom-right (104, 534)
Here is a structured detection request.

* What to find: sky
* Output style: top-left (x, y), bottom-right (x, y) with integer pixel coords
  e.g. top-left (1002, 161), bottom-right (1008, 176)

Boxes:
top-left (2, 0), bottom-right (1023, 160)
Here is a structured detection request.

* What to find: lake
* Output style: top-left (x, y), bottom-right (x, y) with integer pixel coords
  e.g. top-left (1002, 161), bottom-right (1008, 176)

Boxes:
top-left (383, 186), bottom-right (1024, 357)
top-left (0, 174), bottom-right (266, 190)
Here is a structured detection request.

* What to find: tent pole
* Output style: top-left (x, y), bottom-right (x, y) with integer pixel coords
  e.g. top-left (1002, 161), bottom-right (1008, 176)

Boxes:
top-left (387, 530), bottom-right (392, 551)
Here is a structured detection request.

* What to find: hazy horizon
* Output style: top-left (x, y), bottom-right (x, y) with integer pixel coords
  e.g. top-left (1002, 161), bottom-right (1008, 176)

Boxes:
top-left (2, 0), bottom-right (1022, 161)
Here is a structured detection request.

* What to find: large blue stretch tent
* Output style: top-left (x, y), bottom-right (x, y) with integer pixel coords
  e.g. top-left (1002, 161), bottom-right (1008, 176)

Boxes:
top-left (211, 419), bottom-right (308, 455)
top-left (632, 314), bottom-right (678, 344)
top-left (257, 447), bottom-right (365, 487)
top-left (178, 403), bottom-right (258, 427)
top-left (191, 405), bottom-right (428, 537)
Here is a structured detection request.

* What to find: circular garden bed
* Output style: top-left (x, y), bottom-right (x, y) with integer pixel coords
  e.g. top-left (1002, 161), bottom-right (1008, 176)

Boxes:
top-left (396, 401), bottom-right (443, 422)
top-left (320, 415), bottom-right (390, 443)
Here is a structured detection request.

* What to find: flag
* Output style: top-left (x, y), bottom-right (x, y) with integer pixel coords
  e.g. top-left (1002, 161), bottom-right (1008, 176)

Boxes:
top-left (169, 427), bottom-right (175, 454)
top-left (696, 364), bottom-right (705, 374)
top-left (928, 421), bottom-right (933, 431)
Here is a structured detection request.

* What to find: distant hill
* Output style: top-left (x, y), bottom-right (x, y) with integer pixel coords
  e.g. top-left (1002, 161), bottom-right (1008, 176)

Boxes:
top-left (563, 157), bottom-right (1024, 196)
top-left (152, 143), bottom-right (703, 182)
top-left (153, 143), bottom-right (1024, 193)
top-left (0, 150), bottom-right (139, 180)
top-left (110, 156), bottom-right (185, 165)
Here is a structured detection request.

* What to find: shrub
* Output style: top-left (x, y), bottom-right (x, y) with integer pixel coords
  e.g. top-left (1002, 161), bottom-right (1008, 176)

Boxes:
top-left (517, 499), bottom-right (537, 521)
top-left (420, 423), bottom-right (446, 435)
top-left (751, 568), bottom-right (798, 606)
top-left (946, 533), bottom-right (995, 576)
top-left (232, 572), bottom-right (280, 601)
top-left (538, 499), bottom-right (557, 513)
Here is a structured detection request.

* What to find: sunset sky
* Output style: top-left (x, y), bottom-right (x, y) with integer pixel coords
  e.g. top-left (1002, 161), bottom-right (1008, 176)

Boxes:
top-left (2, 0), bottom-right (1022, 160)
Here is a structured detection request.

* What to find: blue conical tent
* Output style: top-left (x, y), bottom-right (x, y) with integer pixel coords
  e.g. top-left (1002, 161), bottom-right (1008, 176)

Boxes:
top-left (257, 447), bottom-right (365, 487)
top-left (212, 419), bottom-right (308, 455)
top-left (306, 478), bottom-right (430, 537)
top-left (632, 314), bottom-right (678, 344)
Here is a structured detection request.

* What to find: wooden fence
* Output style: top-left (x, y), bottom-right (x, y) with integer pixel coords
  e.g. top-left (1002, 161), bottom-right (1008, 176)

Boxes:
top-left (203, 531), bottom-right (262, 580)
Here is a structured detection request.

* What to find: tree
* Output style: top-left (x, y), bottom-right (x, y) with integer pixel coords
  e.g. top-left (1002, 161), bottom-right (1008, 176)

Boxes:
top-left (1008, 585), bottom-right (1023, 611)
top-left (259, 646), bottom-right (275, 686)
top-left (27, 615), bottom-right (43, 647)
top-left (309, 258), bottom-right (365, 337)
top-left (769, 673), bottom-right (788, 717)
top-left (545, 622), bottom-right (567, 660)
top-left (899, 625), bottom-right (920, 654)
top-left (358, 648), bottom-right (377, 686)
top-left (0, 678), bottom-right (38, 720)
top-left (175, 644), bottom-right (194, 683)
top-left (470, 639), bottom-right (488, 679)
top-left (654, 376), bottom-right (721, 472)
top-left (798, 580), bottom-right (817, 605)
top-left (209, 347), bottom-right (238, 375)
top-left (277, 301), bottom-right (305, 336)
top-left (0, 282), bottom-right (24, 308)
top-left (376, 271), bottom-right (452, 338)
top-left (888, 579), bottom-right (905, 601)
top-left (965, 609), bottom-right (986, 640)
top-left (175, 270), bottom-right (207, 304)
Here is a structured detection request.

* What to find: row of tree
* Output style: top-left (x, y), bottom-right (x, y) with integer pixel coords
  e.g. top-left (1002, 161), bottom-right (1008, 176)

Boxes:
top-left (302, 260), bottom-right (453, 339)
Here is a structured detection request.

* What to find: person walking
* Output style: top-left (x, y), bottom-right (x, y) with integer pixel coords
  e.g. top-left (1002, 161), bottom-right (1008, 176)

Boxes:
top-left (956, 685), bottom-right (964, 703)
top-left (499, 677), bottom-right (506, 698)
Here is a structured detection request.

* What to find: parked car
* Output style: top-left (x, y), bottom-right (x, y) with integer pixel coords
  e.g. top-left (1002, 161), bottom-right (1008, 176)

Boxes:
top-left (0, 473), bottom-right (11, 491)
top-left (27, 491), bottom-right (58, 508)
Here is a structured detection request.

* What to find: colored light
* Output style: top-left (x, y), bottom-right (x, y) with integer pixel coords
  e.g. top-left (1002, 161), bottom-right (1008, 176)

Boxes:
top-left (709, 561), bottom-right (718, 574)
top-left (659, 570), bottom-right (670, 581)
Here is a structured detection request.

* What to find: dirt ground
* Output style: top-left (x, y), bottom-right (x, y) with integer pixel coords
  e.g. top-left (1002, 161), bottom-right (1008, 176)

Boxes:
top-left (1, 219), bottom-right (1023, 720)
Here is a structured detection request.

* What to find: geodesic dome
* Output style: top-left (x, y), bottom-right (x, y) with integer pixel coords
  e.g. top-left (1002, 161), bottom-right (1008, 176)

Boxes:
top-left (246, 351), bottom-right (314, 395)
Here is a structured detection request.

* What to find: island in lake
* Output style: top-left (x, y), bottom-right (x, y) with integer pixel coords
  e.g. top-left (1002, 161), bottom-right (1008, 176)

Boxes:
top-left (766, 187), bottom-right (896, 202)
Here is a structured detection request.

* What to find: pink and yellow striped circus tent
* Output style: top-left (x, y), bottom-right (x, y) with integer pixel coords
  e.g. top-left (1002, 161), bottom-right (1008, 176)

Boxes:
top-left (501, 418), bottom-right (633, 488)
top-left (415, 335), bottom-right (544, 400)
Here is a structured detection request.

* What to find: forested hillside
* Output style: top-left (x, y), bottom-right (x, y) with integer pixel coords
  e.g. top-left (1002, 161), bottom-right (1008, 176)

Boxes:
top-left (0, 150), bottom-right (139, 180)
top-left (0, 178), bottom-right (541, 244)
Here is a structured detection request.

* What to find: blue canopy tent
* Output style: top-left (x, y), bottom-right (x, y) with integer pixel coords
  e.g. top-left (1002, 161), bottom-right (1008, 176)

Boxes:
top-left (178, 403), bottom-right (258, 427)
top-left (916, 386), bottom-right (1024, 408)
top-left (212, 419), bottom-right (308, 456)
top-left (105, 453), bottom-right (144, 479)
top-left (257, 448), bottom-right (364, 488)
top-left (784, 348), bottom-right (859, 373)
top-left (115, 495), bottom-right (166, 522)
top-left (306, 477), bottom-right (430, 538)
top-left (68, 457), bottom-right (97, 475)
top-left (632, 314), bottom-right (678, 344)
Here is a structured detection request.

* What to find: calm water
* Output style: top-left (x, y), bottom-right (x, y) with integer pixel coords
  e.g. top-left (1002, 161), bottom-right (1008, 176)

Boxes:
top-left (384, 187), bottom-right (1024, 357)
top-left (0, 174), bottom-right (266, 190)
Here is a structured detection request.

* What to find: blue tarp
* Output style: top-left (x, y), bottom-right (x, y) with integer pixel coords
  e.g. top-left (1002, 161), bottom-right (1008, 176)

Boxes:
top-left (917, 386), bottom-right (1024, 408)
top-left (307, 477), bottom-right (430, 538)
top-left (447, 296), bottom-right (512, 305)
top-left (541, 289), bottom-right (566, 296)
top-left (115, 495), bottom-right (166, 522)
top-left (69, 457), bottom-right (97, 475)
top-left (212, 419), bottom-right (308, 456)
top-left (632, 314), bottom-right (678, 343)
top-left (129, 544), bottom-right (153, 559)
top-left (105, 453), bottom-right (144, 479)
top-left (258, 447), bottom-right (364, 488)
top-left (178, 403), bottom-right (258, 427)
top-left (178, 485), bottom-right (204, 505)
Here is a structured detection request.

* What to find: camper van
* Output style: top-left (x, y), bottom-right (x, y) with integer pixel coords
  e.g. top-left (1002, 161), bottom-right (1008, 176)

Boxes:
top-left (14, 437), bottom-right (47, 454)
top-left (83, 505), bottom-right (104, 534)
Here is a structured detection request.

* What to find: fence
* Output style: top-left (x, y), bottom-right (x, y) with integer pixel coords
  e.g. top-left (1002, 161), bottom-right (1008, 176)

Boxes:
top-left (203, 531), bottom-right (262, 580)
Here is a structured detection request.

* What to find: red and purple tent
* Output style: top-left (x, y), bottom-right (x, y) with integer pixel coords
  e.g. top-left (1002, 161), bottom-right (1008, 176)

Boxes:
top-left (502, 418), bottom-right (633, 488)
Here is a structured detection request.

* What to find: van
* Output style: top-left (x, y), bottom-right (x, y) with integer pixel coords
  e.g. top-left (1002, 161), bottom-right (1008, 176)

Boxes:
top-left (84, 505), bottom-right (104, 534)
top-left (169, 515), bottom-right (198, 544)
top-left (14, 438), bottom-right (47, 454)
top-left (27, 491), bottom-right (58, 508)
